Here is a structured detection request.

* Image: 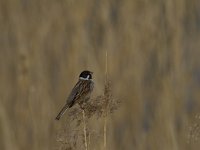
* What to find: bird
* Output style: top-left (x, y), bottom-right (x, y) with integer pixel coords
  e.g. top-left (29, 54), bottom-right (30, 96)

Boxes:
top-left (55, 70), bottom-right (94, 120)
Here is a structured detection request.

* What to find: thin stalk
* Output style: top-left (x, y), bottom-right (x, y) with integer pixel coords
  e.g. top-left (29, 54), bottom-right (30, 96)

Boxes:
top-left (88, 132), bottom-right (91, 150)
top-left (103, 116), bottom-right (107, 149)
top-left (105, 50), bottom-right (108, 81)
top-left (82, 109), bottom-right (88, 150)
top-left (104, 50), bottom-right (108, 150)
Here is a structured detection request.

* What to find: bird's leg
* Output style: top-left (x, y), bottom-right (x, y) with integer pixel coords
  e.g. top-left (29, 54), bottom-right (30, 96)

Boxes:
top-left (79, 97), bottom-right (90, 110)
top-left (79, 101), bottom-right (85, 110)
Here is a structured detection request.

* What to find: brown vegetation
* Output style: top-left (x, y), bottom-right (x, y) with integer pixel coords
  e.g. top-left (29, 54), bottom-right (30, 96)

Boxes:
top-left (1, 0), bottom-right (200, 150)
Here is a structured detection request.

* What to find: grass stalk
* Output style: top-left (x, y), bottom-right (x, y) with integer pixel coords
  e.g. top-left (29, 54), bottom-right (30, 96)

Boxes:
top-left (103, 116), bottom-right (107, 149)
top-left (104, 50), bottom-right (108, 150)
top-left (82, 109), bottom-right (88, 150)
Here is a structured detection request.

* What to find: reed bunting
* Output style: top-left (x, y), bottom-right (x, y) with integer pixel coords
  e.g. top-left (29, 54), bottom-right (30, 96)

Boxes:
top-left (55, 70), bottom-right (94, 120)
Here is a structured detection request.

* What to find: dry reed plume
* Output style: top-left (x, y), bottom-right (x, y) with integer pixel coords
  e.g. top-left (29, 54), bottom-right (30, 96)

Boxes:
top-left (56, 79), bottom-right (120, 150)
top-left (187, 114), bottom-right (200, 144)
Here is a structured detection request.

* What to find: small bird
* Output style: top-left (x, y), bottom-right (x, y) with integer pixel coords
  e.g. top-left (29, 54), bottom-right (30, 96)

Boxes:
top-left (55, 70), bottom-right (94, 120)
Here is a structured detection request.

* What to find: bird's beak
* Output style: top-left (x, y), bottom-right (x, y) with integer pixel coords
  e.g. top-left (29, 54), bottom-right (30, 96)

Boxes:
top-left (90, 71), bottom-right (93, 74)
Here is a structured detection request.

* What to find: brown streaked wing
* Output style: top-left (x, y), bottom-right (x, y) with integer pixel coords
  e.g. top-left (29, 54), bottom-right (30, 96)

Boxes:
top-left (67, 80), bottom-right (92, 107)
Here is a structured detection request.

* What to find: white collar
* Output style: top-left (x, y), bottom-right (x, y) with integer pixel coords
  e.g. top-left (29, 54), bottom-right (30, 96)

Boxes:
top-left (79, 75), bottom-right (91, 80)
top-left (79, 77), bottom-right (89, 80)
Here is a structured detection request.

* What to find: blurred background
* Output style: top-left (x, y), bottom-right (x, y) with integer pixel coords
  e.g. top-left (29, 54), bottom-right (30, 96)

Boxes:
top-left (1, 0), bottom-right (200, 149)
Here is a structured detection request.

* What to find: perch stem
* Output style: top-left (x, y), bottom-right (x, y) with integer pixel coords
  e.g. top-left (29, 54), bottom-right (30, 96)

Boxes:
top-left (82, 109), bottom-right (88, 150)
top-left (104, 116), bottom-right (107, 149)
top-left (104, 50), bottom-right (108, 150)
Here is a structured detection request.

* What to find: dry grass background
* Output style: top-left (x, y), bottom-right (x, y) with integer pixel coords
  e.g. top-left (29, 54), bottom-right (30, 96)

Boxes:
top-left (1, 0), bottom-right (200, 149)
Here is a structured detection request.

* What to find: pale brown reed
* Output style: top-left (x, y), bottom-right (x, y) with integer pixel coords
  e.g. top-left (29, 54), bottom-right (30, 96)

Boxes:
top-left (56, 80), bottom-right (120, 150)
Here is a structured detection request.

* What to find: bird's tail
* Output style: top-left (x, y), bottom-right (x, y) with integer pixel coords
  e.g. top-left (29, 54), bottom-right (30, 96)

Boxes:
top-left (55, 103), bottom-right (69, 120)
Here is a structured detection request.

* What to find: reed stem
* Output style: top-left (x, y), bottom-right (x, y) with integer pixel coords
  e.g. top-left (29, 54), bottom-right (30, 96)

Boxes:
top-left (82, 109), bottom-right (88, 150)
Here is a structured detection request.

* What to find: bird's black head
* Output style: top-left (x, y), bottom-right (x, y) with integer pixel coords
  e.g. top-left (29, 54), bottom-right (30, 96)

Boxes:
top-left (79, 70), bottom-right (93, 80)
